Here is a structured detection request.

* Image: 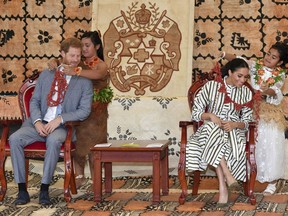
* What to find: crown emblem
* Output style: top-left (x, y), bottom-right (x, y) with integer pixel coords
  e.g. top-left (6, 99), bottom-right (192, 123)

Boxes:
top-left (135, 4), bottom-right (151, 25)
top-left (149, 38), bottom-right (156, 47)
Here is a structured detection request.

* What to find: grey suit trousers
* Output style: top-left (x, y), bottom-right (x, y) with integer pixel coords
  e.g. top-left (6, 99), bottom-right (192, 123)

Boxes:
top-left (9, 120), bottom-right (67, 184)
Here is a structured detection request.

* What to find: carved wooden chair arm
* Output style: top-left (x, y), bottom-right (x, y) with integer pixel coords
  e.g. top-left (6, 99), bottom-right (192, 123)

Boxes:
top-left (63, 121), bottom-right (81, 150)
top-left (178, 120), bottom-right (199, 201)
top-left (178, 120), bottom-right (199, 157)
top-left (178, 121), bottom-right (199, 173)
top-left (179, 121), bottom-right (193, 157)
top-left (246, 121), bottom-right (256, 170)
top-left (242, 121), bottom-right (257, 204)
top-left (178, 121), bottom-right (200, 164)
top-left (62, 120), bottom-right (81, 198)
top-left (64, 121), bottom-right (81, 127)
top-left (0, 119), bottom-right (22, 149)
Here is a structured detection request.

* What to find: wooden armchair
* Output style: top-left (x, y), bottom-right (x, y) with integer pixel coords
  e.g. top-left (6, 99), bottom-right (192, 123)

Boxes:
top-left (0, 72), bottom-right (78, 202)
top-left (178, 73), bottom-right (257, 205)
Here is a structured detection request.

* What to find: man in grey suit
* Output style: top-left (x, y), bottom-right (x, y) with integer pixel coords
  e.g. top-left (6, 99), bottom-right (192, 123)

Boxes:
top-left (9, 37), bottom-right (93, 205)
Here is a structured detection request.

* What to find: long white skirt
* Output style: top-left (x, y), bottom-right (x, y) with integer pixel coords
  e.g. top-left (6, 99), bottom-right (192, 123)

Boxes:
top-left (255, 119), bottom-right (286, 183)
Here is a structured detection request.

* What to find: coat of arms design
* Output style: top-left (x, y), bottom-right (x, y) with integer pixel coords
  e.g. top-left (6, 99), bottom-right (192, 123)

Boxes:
top-left (103, 2), bottom-right (182, 95)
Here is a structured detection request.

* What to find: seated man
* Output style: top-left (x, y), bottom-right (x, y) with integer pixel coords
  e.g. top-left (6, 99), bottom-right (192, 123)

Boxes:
top-left (9, 37), bottom-right (93, 205)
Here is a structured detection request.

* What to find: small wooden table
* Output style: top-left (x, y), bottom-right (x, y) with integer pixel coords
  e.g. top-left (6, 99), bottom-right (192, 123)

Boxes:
top-left (91, 140), bottom-right (170, 204)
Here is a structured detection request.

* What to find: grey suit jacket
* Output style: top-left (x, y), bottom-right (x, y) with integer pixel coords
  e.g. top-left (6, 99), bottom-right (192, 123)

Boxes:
top-left (26, 69), bottom-right (93, 126)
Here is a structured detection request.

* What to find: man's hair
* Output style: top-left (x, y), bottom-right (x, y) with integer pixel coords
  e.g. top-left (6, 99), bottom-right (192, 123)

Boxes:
top-left (60, 37), bottom-right (83, 53)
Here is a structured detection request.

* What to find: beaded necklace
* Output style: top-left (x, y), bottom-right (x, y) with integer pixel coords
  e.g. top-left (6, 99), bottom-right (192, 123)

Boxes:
top-left (47, 68), bottom-right (68, 107)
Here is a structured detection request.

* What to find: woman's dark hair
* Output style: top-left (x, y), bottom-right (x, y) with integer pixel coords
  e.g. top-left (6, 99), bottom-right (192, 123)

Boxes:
top-left (81, 31), bottom-right (104, 61)
top-left (270, 42), bottom-right (288, 68)
top-left (221, 58), bottom-right (249, 78)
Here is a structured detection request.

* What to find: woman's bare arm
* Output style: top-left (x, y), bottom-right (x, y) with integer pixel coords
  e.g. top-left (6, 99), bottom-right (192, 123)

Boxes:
top-left (63, 60), bottom-right (108, 80)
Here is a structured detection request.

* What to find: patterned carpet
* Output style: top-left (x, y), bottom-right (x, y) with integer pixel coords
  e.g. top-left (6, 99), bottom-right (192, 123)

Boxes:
top-left (1, 171), bottom-right (288, 215)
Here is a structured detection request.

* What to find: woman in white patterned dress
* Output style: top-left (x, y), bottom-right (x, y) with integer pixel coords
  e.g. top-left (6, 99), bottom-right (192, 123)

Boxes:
top-left (186, 58), bottom-right (253, 207)
top-left (222, 42), bottom-right (288, 195)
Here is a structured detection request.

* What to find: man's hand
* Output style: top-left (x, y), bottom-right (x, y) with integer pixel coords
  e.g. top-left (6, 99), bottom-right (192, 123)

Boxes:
top-left (35, 121), bottom-right (49, 137)
top-left (44, 116), bottom-right (62, 134)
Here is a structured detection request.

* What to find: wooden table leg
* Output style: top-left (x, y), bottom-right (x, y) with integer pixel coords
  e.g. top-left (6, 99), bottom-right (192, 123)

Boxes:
top-left (161, 147), bottom-right (169, 195)
top-left (152, 152), bottom-right (160, 204)
top-left (94, 151), bottom-right (102, 202)
top-left (104, 162), bottom-right (112, 193)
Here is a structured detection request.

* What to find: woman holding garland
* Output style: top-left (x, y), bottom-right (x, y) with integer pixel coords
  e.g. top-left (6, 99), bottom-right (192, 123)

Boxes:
top-left (186, 58), bottom-right (253, 208)
top-left (221, 42), bottom-right (288, 195)
top-left (48, 31), bottom-right (109, 188)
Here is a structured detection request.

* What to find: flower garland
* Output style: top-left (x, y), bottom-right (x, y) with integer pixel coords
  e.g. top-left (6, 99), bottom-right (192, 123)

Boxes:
top-left (253, 59), bottom-right (286, 87)
top-left (84, 57), bottom-right (100, 68)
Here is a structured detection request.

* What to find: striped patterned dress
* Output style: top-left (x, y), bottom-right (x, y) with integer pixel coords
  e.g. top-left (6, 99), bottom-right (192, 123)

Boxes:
top-left (186, 78), bottom-right (253, 181)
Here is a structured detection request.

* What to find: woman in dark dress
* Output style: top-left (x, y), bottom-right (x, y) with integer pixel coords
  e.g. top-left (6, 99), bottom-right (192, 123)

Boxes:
top-left (48, 31), bottom-right (110, 188)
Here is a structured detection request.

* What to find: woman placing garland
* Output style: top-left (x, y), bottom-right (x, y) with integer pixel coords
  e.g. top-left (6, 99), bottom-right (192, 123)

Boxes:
top-left (48, 31), bottom-right (110, 189)
top-left (221, 42), bottom-right (288, 195)
top-left (186, 58), bottom-right (253, 208)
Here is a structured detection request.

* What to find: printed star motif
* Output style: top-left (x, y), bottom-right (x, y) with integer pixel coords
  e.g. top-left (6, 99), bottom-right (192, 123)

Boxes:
top-left (145, 65), bottom-right (154, 75)
top-left (128, 42), bottom-right (154, 70)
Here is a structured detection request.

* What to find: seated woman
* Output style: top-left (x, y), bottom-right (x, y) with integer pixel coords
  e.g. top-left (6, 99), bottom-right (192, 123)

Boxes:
top-left (221, 42), bottom-right (288, 195)
top-left (186, 58), bottom-right (253, 208)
